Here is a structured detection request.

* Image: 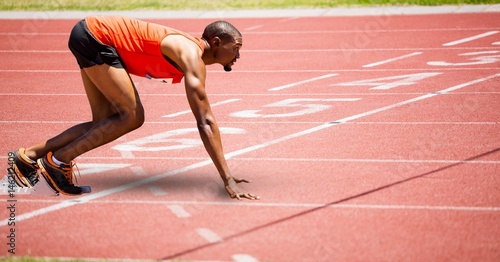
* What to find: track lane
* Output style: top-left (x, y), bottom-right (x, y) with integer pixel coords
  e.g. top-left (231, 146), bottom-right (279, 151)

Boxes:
top-left (1, 13), bottom-right (499, 261)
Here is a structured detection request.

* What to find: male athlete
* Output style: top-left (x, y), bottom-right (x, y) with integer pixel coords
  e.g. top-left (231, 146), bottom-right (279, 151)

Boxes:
top-left (9, 16), bottom-right (259, 200)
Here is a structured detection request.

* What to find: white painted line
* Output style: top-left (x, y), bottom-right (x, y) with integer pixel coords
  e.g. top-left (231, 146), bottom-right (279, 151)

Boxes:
top-left (0, 50), bottom-right (68, 53)
top-left (362, 52), bottom-right (423, 68)
top-left (1, 46), bottom-right (498, 54)
top-left (278, 16), bottom-right (301, 23)
top-left (196, 228), bottom-right (223, 243)
top-left (148, 186), bottom-right (167, 196)
top-left (323, 98), bottom-right (361, 102)
top-left (435, 73), bottom-right (500, 94)
top-left (0, 93), bottom-right (86, 96)
top-left (232, 254), bottom-right (259, 262)
top-left (3, 155), bottom-right (498, 164)
top-left (348, 121), bottom-right (499, 125)
top-left (493, 42), bottom-right (500, 45)
top-left (1, 28), bottom-right (498, 36)
top-left (243, 28), bottom-right (500, 34)
top-left (1, 91), bottom-right (466, 97)
top-left (130, 166), bottom-right (147, 176)
top-left (76, 163), bottom-right (132, 176)
top-left (268, 74), bottom-right (337, 91)
top-left (1, 68), bottom-right (499, 74)
top-left (0, 69), bottom-right (79, 73)
top-left (242, 47), bottom-right (500, 52)
top-left (442, 31), bottom-right (499, 46)
top-left (2, 73), bottom-right (499, 226)
top-left (18, 199), bottom-right (500, 212)
top-left (167, 205), bottom-right (191, 218)
top-left (245, 25), bottom-right (263, 31)
top-left (0, 32), bottom-right (67, 36)
top-left (118, 147), bottom-right (135, 158)
top-left (162, 98), bottom-right (240, 118)
top-left (0, 120), bottom-right (498, 127)
top-left (233, 157), bottom-right (500, 165)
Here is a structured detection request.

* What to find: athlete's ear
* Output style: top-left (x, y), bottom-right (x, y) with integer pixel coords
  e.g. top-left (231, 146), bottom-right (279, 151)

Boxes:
top-left (213, 37), bottom-right (221, 47)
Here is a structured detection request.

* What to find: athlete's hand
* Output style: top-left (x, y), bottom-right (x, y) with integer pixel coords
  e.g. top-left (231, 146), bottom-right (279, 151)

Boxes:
top-left (225, 177), bottom-right (260, 200)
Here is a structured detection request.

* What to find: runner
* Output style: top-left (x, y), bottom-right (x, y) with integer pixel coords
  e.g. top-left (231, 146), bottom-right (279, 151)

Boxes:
top-left (10, 16), bottom-right (259, 200)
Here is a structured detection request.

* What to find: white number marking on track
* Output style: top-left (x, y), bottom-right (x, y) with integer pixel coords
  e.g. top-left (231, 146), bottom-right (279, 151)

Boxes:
top-left (231, 98), bottom-right (360, 118)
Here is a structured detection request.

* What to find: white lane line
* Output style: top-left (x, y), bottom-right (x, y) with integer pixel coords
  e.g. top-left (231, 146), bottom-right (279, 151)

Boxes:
top-left (167, 205), bottom-right (191, 218)
top-left (148, 186), bottom-right (167, 196)
top-left (242, 47), bottom-right (500, 52)
top-left (268, 74), bottom-right (337, 91)
top-left (278, 16), bottom-right (300, 23)
top-left (1, 68), bottom-right (499, 74)
top-left (1, 28), bottom-right (498, 36)
top-left (1, 47), bottom-right (498, 54)
top-left (0, 69), bottom-right (79, 73)
top-left (75, 163), bottom-right (131, 176)
top-left (119, 148), bottom-right (135, 159)
top-left (242, 28), bottom-right (500, 34)
top-left (435, 73), bottom-right (500, 93)
top-left (1, 120), bottom-right (498, 126)
top-left (232, 254), bottom-right (259, 262)
top-left (245, 25), bottom-right (263, 31)
top-left (0, 50), bottom-right (68, 53)
top-left (347, 121), bottom-right (499, 125)
top-left (1, 73), bottom-right (499, 226)
top-left (0, 32), bottom-right (67, 36)
top-left (442, 31), bottom-right (499, 46)
top-left (233, 158), bottom-right (500, 165)
top-left (196, 228), bottom-right (223, 243)
top-left (162, 98), bottom-right (240, 118)
top-left (362, 52), bottom-right (423, 68)
top-left (11, 90), bottom-right (498, 97)
top-left (130, 166), bottom-right (147, 176)
top-left (19, 199), bottom-right (500, 212)
top-left (2, 156), bottom-right (498, 165)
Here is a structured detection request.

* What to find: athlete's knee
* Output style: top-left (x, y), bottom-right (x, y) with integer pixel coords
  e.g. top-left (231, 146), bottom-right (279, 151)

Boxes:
top-left (131, 107), bottom-right (145, 130)
top-left (121, 105), bottom-right (145, 131)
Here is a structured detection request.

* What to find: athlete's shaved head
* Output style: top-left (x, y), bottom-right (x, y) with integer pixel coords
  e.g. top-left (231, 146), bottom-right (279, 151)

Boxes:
top-left (202, 20), bottom-right (241, 42)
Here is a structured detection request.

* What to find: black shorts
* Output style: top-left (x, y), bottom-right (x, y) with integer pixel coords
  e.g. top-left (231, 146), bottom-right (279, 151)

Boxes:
top-left (68, 19), bottom-right (124, 69)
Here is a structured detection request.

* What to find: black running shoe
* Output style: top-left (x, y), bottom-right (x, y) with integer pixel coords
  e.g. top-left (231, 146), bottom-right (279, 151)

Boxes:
top-left (9, 148), bottom-right (39, 187)
top-left (37, 152), bottom-right (82, 195)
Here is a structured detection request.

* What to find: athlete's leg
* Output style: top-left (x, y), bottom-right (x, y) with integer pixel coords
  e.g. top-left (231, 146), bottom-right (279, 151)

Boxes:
top-left (23, 68), bottom-right (104, 160)
top-left (52, 64), bottom-right (144, 163)
top-left (24, 122), bottom-right (93, 161)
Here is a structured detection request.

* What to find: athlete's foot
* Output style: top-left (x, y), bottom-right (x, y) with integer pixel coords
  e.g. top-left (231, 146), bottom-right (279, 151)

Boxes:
top-left (9, 148), bottom-right (39, 187)
top-left (37, 152), bottom-right (82, 195)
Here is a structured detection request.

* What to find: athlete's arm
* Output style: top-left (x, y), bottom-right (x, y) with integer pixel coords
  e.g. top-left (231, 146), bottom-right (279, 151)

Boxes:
top-left (162, 37), bottom-right (259, 200)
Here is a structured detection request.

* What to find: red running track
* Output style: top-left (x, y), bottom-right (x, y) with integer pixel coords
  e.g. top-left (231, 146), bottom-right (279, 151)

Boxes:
top-left (1, 12), bottom-right (499, 261)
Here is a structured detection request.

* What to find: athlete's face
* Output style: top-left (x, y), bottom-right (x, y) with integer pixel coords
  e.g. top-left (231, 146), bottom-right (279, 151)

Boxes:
top-left (215, 35), bottom-right (242, 72)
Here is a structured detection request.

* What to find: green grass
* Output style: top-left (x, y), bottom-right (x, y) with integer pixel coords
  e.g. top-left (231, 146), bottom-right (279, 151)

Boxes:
top-left (1, 0), bottom-right (499, 11)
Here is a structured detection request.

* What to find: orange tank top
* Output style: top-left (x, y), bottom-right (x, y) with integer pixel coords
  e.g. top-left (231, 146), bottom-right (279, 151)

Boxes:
top-left (85, 16), bottom-right (206, 84)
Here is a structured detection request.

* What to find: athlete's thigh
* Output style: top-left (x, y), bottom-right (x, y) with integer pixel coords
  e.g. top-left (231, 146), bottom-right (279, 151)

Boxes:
top-left (80, 69), bottom-right (116, 123)
top-left (82, 64), bottom-right (143, 116)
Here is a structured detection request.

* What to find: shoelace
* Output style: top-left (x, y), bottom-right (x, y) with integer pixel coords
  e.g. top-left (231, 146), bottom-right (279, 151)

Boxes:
top-left (61, 161), bottom-right (81, 185)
